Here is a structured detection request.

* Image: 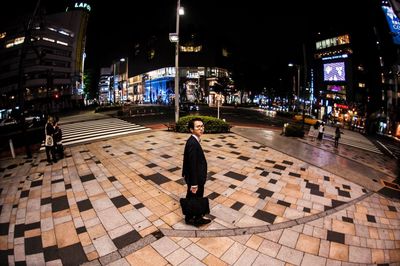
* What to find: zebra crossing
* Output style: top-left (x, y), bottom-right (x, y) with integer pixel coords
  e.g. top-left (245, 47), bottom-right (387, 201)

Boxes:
top-left (40, 118), bottom-right (150, 150)
top-left (322, 127), bottom-right (383, 154)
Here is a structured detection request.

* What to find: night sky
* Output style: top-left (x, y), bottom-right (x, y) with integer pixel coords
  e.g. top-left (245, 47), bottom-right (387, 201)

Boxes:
top-left (0, 0), bottom-right (377, 91)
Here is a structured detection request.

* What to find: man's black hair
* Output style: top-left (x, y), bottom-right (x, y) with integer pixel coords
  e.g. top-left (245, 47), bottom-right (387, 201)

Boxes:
top-left (188, 118), bottom-right (203, 130)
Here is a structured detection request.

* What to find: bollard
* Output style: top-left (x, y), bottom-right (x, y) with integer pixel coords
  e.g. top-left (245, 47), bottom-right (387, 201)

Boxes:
top-left (9, 139), bottom-right (15, 158)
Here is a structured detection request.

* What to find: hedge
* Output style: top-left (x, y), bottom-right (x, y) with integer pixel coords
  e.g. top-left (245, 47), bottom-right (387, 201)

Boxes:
top-left (175, 115), bottom-right (231, 133)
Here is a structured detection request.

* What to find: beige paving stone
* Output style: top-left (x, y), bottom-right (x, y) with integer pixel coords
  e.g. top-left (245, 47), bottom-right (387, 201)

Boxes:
top-left (54, 221), bottom-right (79, 248)
top-left (86, 250), bottom-right (99, 261)
top-left (78, 232), bottom-right (92, 246)
top-left (151, 236), bottom-right (180, 257)
top-left (87, 223), bottom-right (106, 240)
top-left (389, 249), bottom-right (400, 261)
top-left (197, 237), bottom-right (235, 257)
top-left (165, 247), bottom-right (191, 265)
top-left (276, 246), bottom-right (304, 265)
top-left (258, 239), bottom-right (281, 257)
top-left (369, 227), bottom-right (379, 239)
top-left (348, 246), bottom-right (372, 264)
top-left (371, 249), bottom-right (385, 264)
top-left (329, 242), bottom-right (349, 261)
top-left (279, 229), bottom-right (299, 248)
top-left (125, 244), bottom-right (168, 265)
top-left (220, 242), bottom-right (246, 265)
top-left (301, 253), bottom-right (327, 266)
top-left (296, 234), bottom-right (320, 255)
top-left (245, 235), bottom-right (263, 250)
top-left (203, 254), bottom-right (228, 266)
top-left (332, 219), bottom-right (355, 235)
top-left (234, 247), bottom-right (259, 266)
top-left (264, 202), bottom-right (286, 216)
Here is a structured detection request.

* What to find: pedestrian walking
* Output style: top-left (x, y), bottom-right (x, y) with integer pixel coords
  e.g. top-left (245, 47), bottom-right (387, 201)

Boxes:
top-left (334, 125), bottom-right (341, 148)
top-left (44, 116), bottom-right (56, 163)
top-left (182, 118), bottom-right (211, 226)
top-left (317, 122), bottom-right (325, 140)
top-left (53, 120), bottom-right (64, 160)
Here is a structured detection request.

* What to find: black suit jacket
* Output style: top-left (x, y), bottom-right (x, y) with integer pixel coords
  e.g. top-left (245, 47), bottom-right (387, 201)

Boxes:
top-left (182, 135), bottom-right (207, 186)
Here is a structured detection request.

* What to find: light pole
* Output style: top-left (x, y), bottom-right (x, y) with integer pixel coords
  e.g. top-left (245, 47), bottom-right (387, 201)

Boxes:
top-left (172, 0), bottom-right (184, 123)
top-left (289, 63), bottom-right (305, 128)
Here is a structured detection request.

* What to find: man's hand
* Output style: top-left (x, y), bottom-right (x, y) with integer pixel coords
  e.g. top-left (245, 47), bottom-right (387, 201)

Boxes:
top-left (190, 186), bottom-right (198, 193)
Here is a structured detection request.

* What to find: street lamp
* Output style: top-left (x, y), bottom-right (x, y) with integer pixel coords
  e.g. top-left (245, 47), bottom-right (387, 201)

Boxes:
top-left (171, 0), bottom-right (184, 123)
top-left (289, 63), bottom-right (305, 128)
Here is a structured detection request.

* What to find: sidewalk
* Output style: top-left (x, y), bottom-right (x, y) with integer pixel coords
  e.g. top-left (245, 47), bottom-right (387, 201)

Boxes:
top-left (0, 128), bottom-right (399, 265)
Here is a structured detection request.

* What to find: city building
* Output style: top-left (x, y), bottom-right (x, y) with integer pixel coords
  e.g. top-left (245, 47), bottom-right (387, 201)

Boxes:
top-left (0, 0), bottom-right (90, 115)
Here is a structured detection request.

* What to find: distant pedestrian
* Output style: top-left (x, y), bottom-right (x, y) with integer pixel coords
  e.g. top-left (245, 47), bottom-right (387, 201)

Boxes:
top-left (334, 126), bottom-right (341, 147)
top-left (317, 122), bottom-right (325, 140)
top-left (53, 120), bottom-right (64, 159)
top-left (44, 116), bottom-right (56, 163)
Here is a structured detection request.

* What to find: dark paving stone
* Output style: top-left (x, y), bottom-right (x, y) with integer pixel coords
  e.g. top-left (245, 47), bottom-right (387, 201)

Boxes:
top-left (303, 207), bottom-right (311, 213)
top-left (256, 188), bottom-right (274, 199)
top-left (342, 184), bottom-right (351, 190)
top-left (25, 236), bottom-right (43, 255)
top-left (224, 171), bottom-right (247, 181)
top-left (51, 179), bottom-right (64, 184)
top-left (207, 192), bottom-right (220, 200)
top-left (255, 166), bottom-right (264, 170)
top-left (44, 245), bottom-right (59, 262)
top-left (175, 178), bottom-right (186, 185)
top-left (208, 176), bottom-right (216, 181)
top-left (112, 230), bottom-right (142, 249)
top-left (52, 195), bottom-right (69, 213)
top-left (111, 195), bottom-right (130, 208)
top-left (310, 188), bottom-right (324, 197)
top-left (207, 171), bottom-right (216, 178)
top-left (15, 261), bottom-right (26, 266)
top-left (268, 179), bottom-right (277, 184)
top-left (14, 224), bottom-right (25, 238)
top-left (134, 203), bottom-right (145, 209)
top-left (327, 230), bottom-right (345, 244)
top-left (41, 197), bottom-right (52, 205)
top-left (277, 200), bottom-right (291, 207)
top-left (95, 160), bottom-right (101, 164)
top-left (378, 187), bottom-right (400, 200)
top-left (161, 154), bottom-right (172, 159)
top-left (143, 173), bottom-right (170, 185)
top-left (13, 204), bottom-right (18, 208)
top-left (342, 217), bottom-right (354, 223)
top-left (324, 176), bottom-right (330, 181)
top-left (76, 226), bottom-right (87, 234)
top-left (260, 171), bottom-right (269, 177)
top-left (273, 164), bottom-right (286, 170)
top-left (151, 230), bottom-right (164, 240)
top-left (231, 202), bottom-right (244, 211)
top-left (6, 164), bottom-right (17, 169)
top-left (337, 188), bottom-right (351, 198)
top-left (108, 176), bottom-right (117, 182)
top-left (362, 188), bottom-right (368, 193)
top-left (77, 199), bottom-right (93, 212)
top-left (65, 184), bottom-right (72, 190)
top-left (288, 172), bottom-right (301, 178)
top-left (0, 223), bottom-right (9, 235)
top-left (168, 166), bottom-right (181, 172)
top-left (324, 205), bottom-right (333, 211)
top-left (20, 190), bottom-right (29, 198)
top-left (366, 214), bottom-right (376, 223)
top-left (237, 155), bottom-right (250, 161)
top-left (253, 210), bottom-right (276, 224)
top-left (213, 144), bottom-right (222, 148)
top-left (30, 180), bottom-right (42, 188)
top-left (146, 163), bottom-right (157, 168)
top-left (282, 160), bottom-right (293, 165)
top-left (388, 205), bottom-right (397, 212)
top-left (265, 159), bottom-right (275, 164)
top-left (0, 250), bottom-right (10, 265)
top-left (331, 199), bottom-right (346, 208)
top-left (229, 184), bottom-right (237, 189)
top-left (25, 222), bottom-right (40, 231)
top-left (217, 156), bottom-right (225, 160)
top-left (230, 151), bottom-right (240, 155)
top-left (125, 151), bottom-right (134, 155)
top-left (80, 174), bottom-right (96, 182)
top-left (58, 243), bottom-right (87, 265)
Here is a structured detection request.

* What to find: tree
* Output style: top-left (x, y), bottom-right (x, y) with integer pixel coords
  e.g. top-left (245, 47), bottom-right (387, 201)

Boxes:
top-left (83, 69), bottom-right (98, 100)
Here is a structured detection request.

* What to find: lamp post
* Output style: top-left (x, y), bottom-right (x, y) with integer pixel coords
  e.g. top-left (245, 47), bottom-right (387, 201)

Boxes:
top-left (289, 63), bottom-right (305, 128)
top-left (172, 0), bottom-right (184, 123)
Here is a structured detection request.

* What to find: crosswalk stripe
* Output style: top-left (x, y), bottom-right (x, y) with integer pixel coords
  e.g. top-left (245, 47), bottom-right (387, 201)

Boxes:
top-left (40, 118), bottom-right (150, 151)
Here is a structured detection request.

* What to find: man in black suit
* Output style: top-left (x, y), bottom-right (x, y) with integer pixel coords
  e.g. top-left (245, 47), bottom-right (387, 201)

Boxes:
top-left (182, 118), bottom-right (211, 226)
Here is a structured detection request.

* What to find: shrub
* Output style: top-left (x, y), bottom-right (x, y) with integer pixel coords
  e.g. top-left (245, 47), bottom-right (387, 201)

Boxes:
top-left (284, 123), bottom-right (305, 137)
top-left (175, 115), bottom-right (231, 133)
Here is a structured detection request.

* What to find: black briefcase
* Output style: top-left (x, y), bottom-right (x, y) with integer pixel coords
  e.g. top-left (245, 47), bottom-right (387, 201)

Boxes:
top-left (180, 197), bottom-right (210, 216)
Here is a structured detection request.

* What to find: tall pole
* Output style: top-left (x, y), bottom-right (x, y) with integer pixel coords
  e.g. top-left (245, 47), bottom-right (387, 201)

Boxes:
top-left (174, 0), bottom-right (181, 123)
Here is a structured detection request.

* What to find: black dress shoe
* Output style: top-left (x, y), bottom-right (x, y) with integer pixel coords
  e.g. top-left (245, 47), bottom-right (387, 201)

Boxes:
top-left (195, 217), bottom-right (211, 225)
top-left (185, 218), bottom-right (196, 225)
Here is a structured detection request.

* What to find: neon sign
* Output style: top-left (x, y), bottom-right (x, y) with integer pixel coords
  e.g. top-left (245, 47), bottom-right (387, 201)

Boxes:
top-left (74, 2), bottom-right (91, 12)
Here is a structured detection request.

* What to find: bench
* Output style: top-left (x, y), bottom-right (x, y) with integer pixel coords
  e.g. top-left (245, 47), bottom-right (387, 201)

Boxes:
top-left (164, 123), bottom-right (176, 131)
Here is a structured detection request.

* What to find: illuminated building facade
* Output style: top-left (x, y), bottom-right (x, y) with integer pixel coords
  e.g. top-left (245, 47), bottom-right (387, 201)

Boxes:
top-left (0, 1), bottom-right (90, 112)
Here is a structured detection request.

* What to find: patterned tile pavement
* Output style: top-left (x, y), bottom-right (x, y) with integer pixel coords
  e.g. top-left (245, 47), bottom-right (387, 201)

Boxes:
top-left (0, 130), bottom-right (399, 265)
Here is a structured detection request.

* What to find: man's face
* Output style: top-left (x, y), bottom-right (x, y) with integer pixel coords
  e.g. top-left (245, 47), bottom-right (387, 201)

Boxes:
top-left (191, 120), bottom-right (204, 138)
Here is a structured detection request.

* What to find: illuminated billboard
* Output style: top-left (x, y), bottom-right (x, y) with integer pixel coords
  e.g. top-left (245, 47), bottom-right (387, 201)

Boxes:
top-left (382, 1), bottom-right (400, 45)
top-left (323, 62), bottom-right (345, 81)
